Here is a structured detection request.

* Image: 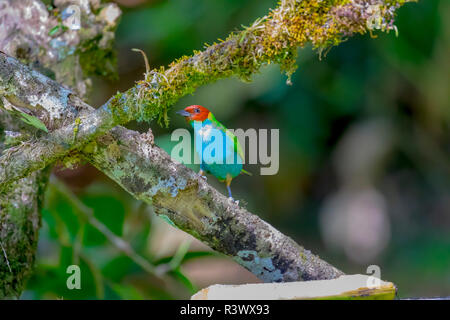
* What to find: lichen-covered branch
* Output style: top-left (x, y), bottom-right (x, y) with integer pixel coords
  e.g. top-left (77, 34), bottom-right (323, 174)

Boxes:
top-left (83, 126), bottom-right (344, 282)
top-left (0, 110), bottom-right (50, 298)
top-left (191, 275), bottom-right (397, 300)
top-left (0, 170), bottom-right (49, 299)
top-left (0, 0), bottom-right (412, 190)
top-left (2, 51), bottom-right (344, 282)
top-left (0, 0), bottom-right (120, 97)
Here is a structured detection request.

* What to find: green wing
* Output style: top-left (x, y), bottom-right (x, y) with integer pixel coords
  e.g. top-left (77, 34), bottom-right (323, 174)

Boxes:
top-left (208, 112), bottom-right (244, 160)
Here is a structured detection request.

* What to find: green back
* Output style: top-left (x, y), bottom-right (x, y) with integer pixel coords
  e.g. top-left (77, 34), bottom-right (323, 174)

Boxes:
top-left (207, 112), bottom-right (245, 160)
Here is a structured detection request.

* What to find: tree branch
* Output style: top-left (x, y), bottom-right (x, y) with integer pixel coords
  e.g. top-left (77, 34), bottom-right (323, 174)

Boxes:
top-left (1, 53), bottom-right (343, 282)
top-left (0, 0), bottom-right (411, 190)
top-left (85, 126), bottom-right (344, 282)
top-left (0, 109), bottom-right (50, 298)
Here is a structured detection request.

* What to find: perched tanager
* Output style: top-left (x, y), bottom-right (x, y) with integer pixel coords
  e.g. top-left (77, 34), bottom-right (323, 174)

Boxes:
top-left (177, 105), bottom-right (251, 199)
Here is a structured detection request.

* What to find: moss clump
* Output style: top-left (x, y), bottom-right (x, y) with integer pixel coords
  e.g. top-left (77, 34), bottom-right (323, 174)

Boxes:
top-left (78, 35), bottom-right (118, 80)
top-left (106, 91), bottom-right (138, 124)
top-left (106, 140), bottom-right (121, 160)
top-left (60, 151), bottom-right (84, 170)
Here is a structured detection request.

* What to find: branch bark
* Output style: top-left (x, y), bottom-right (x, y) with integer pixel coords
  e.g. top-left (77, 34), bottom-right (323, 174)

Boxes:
top-left (0, 110), bottom-right (50, 298)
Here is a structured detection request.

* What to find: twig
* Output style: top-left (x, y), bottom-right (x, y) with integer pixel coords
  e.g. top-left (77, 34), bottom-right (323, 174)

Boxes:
top-left (132, 48), bottom-right (151, 74)
top-left (0, 241), bottom-right (12, 274)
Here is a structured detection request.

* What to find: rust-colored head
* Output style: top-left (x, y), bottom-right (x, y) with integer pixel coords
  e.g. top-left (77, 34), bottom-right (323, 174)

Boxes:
top-left (176, 105), bottom-right (210, 122)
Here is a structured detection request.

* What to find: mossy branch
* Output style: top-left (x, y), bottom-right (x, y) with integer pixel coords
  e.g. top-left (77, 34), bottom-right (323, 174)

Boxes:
top-left (0, 110), bottom-right (50, 299)
top-left (0, 0), bottom-right (412, 190)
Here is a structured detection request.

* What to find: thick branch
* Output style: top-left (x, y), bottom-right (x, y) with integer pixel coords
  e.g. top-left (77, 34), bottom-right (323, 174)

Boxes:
top-left (0, 110), bottom-right (50, 298)
top-left (2, 54), bottom-right (343, 281)
top-left (84, 127), bottom-right (344, 282)
top-left (0, 0), bottom-right (411, 190)
top-left (0, 170), bottom-right (48, 298)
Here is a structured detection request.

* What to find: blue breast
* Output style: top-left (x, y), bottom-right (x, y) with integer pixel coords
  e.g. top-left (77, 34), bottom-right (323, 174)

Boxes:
top-left (191, 120), bottom-right (243, 180)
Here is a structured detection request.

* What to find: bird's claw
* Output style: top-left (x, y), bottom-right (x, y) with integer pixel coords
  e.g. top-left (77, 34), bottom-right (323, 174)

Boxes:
top-left (198, 170), bottom-right (207, 180)
top-left (228, 197), bottom-right (239, 205)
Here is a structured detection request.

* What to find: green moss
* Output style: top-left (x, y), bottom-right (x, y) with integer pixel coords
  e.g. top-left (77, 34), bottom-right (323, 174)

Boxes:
top-left (107, 91), bottom-right (136, 124)
top-left (299, 252), bottom-right (307, 262)
top-left (106, 140), bottom-right (121, 160)
top-left (60, 152), bottom-right (84, 170)
top-left (82, 141), bottom-right (98, 154)
top-left (72, 117), bottom-right (81, 143)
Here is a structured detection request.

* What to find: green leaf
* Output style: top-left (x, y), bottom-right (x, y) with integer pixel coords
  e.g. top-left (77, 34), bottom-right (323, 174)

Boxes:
top-left (102, 255), bottom-right (133, 282)
top-left (48, 25), bottom-right (60, 36)
top-left (171, 268), bottom-right (197, 295)
top-left (169, 240), bottom-right (191, 270)
top-left (18, 111), bottom-right (48, 132)
top-left (108, 283), bottom-right (144, 300)
top-left (81, 195), bottom-right (125, 246)
top-left (158, 214), bottom-right (176, 227)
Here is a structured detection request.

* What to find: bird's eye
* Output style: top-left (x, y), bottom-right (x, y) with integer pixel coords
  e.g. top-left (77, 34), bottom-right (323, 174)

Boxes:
top-left (195, 108), bottom-right (200, 113)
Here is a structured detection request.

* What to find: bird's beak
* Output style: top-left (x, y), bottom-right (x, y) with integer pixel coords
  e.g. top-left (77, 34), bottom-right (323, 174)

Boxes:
top-left (176, 110), bottom-right (191, 117)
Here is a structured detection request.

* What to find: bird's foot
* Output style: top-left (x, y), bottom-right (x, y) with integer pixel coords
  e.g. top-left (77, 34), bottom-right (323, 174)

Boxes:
top-left (198, 170), bottom-right (207, 180)
top-left (228, 197), bottom-right (239, 205)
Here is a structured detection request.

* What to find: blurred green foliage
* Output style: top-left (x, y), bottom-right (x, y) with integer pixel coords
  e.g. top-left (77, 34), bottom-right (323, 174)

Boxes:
top-left (25, 178), bottom-right (219, 299)
top-left (24, 0), bottom-right (449, 299)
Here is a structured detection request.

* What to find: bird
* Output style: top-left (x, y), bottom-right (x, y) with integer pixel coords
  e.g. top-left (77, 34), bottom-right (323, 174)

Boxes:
top-left (176, 105), bottom-right (251, 200)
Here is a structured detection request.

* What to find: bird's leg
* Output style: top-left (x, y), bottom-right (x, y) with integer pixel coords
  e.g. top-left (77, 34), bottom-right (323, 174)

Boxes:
top-left (226, 175), bottom-right (238, 204)
top-left (227, 185), bottom-right (232, 199)
top-left (198, 169), bottom-right (207, 180)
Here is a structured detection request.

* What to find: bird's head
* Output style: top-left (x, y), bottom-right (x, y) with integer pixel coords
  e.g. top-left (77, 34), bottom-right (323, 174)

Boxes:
top-left (176, 105), bottom-right (210, 122)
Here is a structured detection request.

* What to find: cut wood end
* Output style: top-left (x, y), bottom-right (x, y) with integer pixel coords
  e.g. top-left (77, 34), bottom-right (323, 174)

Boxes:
top-left (191, 274), bottom-right (396, 300)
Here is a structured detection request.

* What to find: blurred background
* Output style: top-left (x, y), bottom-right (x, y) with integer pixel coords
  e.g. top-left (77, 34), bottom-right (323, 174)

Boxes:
top-left (23, 0), bottom-right (449, 299)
